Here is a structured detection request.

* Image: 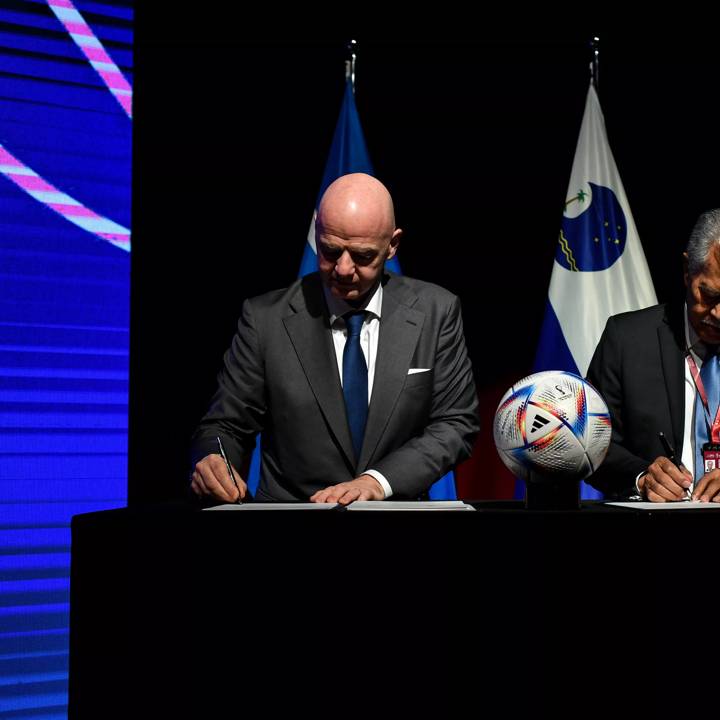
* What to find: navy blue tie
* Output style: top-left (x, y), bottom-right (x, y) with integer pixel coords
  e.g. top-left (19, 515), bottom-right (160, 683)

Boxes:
top-left (342, 312), bottom-right (368, 461)
top-left (694, 349), bottom-right (720, 481)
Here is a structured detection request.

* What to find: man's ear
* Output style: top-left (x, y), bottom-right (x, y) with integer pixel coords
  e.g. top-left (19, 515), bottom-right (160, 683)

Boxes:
top-left (683, 252), bottom-right (690, 288)
top-left (387, 228), bottom-right (402, 260)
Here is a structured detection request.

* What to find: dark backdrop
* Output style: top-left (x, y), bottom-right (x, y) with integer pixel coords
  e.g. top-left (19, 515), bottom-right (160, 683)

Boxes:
top-left (130, 21), bottom-right (718, 502)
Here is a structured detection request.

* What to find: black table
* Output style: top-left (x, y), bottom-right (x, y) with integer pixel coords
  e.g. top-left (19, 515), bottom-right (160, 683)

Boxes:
top-left (69, 501), bottom-right (718, 718)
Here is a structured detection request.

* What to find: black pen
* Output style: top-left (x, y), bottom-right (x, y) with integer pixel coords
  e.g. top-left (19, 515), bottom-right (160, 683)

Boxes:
top-left (216, 436), bottom-right (242, 504)
top-left (658, 431), bottom-right (692, 500)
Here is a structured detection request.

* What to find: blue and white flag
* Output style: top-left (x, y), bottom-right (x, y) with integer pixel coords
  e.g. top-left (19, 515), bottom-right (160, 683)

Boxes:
top-left (251, 79), bottom-right (455, 499)
top-left (298, 80), bottom-right (400, 276)
top-left (530, 82), bottom-right (657, 500)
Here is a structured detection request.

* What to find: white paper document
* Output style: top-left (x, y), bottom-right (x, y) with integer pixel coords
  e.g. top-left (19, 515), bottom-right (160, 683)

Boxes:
top-left (605, 501), bottom-right (720, 510)
top-left (204, 503), bottom-right (338, 511)
top-left (203, 500), bottom-right (475, 511)
top-left (345, 500), bottom-right (475, 511)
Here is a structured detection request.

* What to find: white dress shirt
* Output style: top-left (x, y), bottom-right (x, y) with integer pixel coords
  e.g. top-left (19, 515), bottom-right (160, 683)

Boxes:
top-left (681, 304), bottom-right (703, 478)
top-left (323, 283), bottom-right (393, 498)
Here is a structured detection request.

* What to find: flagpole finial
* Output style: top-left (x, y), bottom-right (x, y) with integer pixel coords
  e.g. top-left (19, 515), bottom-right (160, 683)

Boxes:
top-left (590, 36), bottom-right (600, 91)
top-left (345, 39), bottom-right (357, 93)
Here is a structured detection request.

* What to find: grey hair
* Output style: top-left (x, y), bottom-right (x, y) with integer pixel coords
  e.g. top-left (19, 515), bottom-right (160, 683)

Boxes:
top-left (687, 209), bottom-right (720, 276)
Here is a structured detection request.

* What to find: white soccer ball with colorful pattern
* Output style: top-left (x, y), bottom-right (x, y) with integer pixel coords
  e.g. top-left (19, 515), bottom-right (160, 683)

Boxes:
top-left (493, 371), bottom-right (612, 482)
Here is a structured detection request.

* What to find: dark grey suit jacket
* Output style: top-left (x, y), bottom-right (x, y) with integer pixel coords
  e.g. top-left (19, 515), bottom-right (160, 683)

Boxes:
top-left (586, 303), bottom-right (686, 498)
top-left (191, 272), bottom-right (480, 501)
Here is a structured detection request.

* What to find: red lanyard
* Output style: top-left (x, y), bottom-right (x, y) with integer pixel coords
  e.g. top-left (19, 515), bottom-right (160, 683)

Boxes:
top-left (686, 352), bottom-right (720, 442)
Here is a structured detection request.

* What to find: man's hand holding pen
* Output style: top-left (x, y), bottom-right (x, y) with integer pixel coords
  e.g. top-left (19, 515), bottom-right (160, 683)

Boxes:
top-left (640, 456), bottom-right (693, 502)
top-left (191, 449), bottom-right (247, 503)
top-left (638, 431), bottom-right (693, 502)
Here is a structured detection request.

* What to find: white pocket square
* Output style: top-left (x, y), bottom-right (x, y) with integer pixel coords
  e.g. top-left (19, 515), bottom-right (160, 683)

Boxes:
top-left (407, 368), bottom-right (431, 375)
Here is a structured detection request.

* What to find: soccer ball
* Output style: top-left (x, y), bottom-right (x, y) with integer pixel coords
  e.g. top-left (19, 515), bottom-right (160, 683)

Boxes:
top-left (493, 371), bottom-right (611, 482)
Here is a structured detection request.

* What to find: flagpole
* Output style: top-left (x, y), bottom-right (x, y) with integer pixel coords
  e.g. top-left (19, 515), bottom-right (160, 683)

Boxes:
top-left (345, 39), bottom-right (357, 93)
top-left (590, 36), bottom-right (600, 92)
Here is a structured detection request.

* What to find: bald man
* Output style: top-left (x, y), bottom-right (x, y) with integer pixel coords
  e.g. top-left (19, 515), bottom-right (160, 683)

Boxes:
top-left (190, 173), bottom-right (479, 504)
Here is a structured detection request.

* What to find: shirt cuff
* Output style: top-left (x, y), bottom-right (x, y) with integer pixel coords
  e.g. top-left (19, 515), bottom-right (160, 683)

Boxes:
top-left (364, 469), bottom-right (392, 499)
top-left (635, 470), bottom-right (648, 498)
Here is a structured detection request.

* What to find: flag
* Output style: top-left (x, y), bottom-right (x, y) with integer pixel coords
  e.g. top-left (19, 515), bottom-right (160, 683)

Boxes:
top-left (525, 82), bottom-right (657, 500)
top-left (298, 81), bottom-right (400, 277)
top-left (248, 79), bottom-right (456, 500)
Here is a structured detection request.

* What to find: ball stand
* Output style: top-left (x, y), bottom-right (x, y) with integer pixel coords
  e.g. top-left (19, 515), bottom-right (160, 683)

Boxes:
top-left (524, 472), bottom-right (581, 510)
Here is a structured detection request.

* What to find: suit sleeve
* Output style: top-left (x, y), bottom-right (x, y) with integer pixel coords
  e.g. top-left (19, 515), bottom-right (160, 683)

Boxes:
top-left (189, 299), bottom-right (266, 476)
top-left (586, 316), bottom-right (651, 497)
top-left (370, 295), bottom-right (480, 497)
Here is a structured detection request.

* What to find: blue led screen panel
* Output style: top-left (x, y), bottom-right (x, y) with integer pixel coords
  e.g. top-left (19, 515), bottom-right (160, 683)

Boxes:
top-left (0, 1), bottom-right (132, 716)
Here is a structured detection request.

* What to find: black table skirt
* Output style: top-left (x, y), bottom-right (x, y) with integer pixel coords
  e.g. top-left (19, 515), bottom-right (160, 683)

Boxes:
top-left (69, 501), bottom-right (717, 718)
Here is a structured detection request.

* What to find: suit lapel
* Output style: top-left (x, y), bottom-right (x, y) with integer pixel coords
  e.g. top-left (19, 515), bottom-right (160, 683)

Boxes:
top-left (283, 276), bottom-right (355, 469)
top-left (358, 280), bottom-right (424, 470)
top-left (657, 307), bottom-right (686, 453)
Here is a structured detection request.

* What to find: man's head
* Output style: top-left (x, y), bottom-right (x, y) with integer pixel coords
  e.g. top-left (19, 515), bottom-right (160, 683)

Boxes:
top-left (684, 209), bottom-right (720, 345)
top-left (315, 173), bottom-right (402, 303)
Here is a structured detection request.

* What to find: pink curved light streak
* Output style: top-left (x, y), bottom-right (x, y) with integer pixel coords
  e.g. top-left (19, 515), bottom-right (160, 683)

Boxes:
top-left (47, 0), bottom-right (133, 118)
top-left (0, 143), bottom-right (131, 252)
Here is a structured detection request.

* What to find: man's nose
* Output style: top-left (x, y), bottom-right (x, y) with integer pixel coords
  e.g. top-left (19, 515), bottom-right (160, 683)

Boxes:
top-left (335, 250), bottom-right (354, 276)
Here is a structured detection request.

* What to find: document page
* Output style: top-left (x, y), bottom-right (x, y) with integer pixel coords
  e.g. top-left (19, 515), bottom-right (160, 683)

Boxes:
top-left (204, 503), bottom-right (339, 511)
top-left (605, 501), bottom-right (720, 510)
top-left (345, 500), bottom-right (475, 511)
top-left (204, 501), bottom-right (476, 511)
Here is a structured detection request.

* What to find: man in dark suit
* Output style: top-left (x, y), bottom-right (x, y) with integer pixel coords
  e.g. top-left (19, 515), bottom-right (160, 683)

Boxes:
top-left (587, 209), bottom-right (720, 502)
top-left (190, 173), bottom-right (479, 504)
